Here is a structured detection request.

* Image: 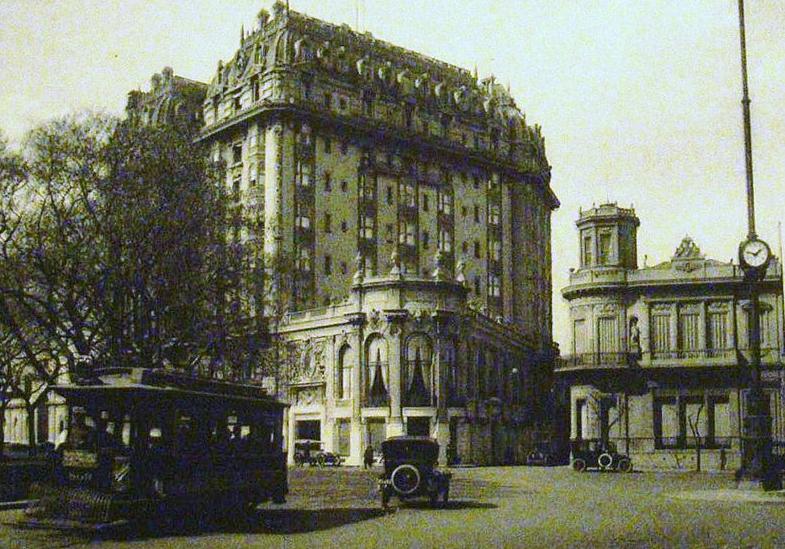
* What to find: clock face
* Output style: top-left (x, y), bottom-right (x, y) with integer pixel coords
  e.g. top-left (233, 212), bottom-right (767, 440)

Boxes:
top-left (742, 239), bottom-right (770, 268)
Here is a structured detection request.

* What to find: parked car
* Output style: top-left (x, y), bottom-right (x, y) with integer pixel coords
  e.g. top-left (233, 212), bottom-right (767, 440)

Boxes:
top-left (526, 442), bottom-right (559, 466)
top-left (378, 436), bottom-right (451, 508)
top-left (570, 439), bottom-right (632, 473)
top-left (293, 440), bottom-right (343, 467)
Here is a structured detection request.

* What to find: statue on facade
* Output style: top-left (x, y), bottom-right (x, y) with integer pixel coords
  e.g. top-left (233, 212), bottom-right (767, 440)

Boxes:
top-left (629, 317), bottom-right (641, 360)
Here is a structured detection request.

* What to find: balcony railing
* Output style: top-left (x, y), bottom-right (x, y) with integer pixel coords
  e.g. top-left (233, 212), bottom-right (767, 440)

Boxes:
top-left (649, 349), bottom-right (737, 361)
top-left (556, 352), bottom-right (632, 370)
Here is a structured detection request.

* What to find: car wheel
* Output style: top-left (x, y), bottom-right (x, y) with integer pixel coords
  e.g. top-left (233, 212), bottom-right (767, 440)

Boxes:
top-left (617, 458), bottom-right (632, 473)
top-left (598, 453), bottom-right (613, 470)
top-left (572, 458), bottom-right (587, 472)
top-left (390, 464), bottom-right (421, 495)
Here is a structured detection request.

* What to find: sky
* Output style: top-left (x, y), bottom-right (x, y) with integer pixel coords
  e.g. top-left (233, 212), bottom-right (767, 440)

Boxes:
top-left (1, 0), bottom-right (783, 347)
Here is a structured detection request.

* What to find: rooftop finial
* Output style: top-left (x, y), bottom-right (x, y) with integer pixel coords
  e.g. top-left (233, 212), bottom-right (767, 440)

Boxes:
top-left (240, 24), bottom-right (244, 44)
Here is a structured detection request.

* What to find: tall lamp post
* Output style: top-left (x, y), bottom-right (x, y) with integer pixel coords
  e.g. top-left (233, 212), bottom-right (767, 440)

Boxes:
top-left (735, 0), bottom-right (779, 490)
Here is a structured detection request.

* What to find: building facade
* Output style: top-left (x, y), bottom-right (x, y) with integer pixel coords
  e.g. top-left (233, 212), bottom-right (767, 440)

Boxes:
top-left (196, 3), bottom-right (559, 465)
top-left (558, 203), bottom-right (785, 471)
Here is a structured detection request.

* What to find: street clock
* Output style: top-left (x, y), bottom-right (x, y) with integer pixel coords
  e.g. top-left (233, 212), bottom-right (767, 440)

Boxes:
top-left (739, 237), bottom-right (771, 274)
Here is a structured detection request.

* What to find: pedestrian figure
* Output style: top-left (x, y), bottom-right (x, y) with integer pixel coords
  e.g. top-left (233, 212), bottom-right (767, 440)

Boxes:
top-left (364, 445), bottom-right (375, 469)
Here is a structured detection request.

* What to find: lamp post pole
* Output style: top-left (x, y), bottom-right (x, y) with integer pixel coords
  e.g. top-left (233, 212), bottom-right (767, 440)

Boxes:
top-left (735, 0), bottom-right (779, 490)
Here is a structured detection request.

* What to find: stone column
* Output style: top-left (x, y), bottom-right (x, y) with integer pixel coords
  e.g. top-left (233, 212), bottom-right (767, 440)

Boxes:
top-left (385, 311), bottom-right (407, 438)
top-left (433, 312), bottom-right (451, 464)
top-left (286, 404), bottom-right (296, 465)
top-left (346, 313), bottom-right (366, 465)
top-left (264, 120), bottom-right (284, 310)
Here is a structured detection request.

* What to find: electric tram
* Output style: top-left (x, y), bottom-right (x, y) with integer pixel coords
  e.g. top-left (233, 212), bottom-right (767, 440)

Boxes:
top-left (23, 367), bottom-right (288, 530)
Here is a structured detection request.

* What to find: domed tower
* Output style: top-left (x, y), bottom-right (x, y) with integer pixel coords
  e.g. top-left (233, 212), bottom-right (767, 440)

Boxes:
top-left (575, 203), bottom-right (639, 270)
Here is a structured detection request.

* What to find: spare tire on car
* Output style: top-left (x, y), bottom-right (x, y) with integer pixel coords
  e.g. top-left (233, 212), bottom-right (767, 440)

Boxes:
top-left (391, 464), bottom-right (421, 495)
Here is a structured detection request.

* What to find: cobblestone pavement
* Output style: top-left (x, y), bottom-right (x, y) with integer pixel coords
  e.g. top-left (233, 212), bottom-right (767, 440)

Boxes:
top-left (2, 466), bottom-right (785, 548)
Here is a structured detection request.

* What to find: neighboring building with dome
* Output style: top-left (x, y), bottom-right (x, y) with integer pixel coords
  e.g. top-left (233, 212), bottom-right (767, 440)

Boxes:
top-left (558, 203), bottom-right (785, 471)
top-left (120, 2), bottom-right (559, 466)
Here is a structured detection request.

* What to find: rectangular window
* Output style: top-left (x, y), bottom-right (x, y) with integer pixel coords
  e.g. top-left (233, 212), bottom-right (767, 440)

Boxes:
top-left (490, 240), bottom-right (501, 261)
top-left (399, 221), bottom-right (415, 246)
top-left (324, 213), bottom-right (332, 233)
top-left (488, 274), bottom-right (500, 297)
top-left (324, 92), bottom-right (331, 109)
top-left (651, 313), bottom-right (671, 356)
top-left (402, 183), bottom-right (416, 207)
top-left (295, 214), bottom-right (311, 229)
top-left (474, 276), bottom-right (481, 295)
top-left (232, 143), bottom-right (242, 165)
top-left (324, 255), bottom-right (332, 275)
top-left (297, 248), bottom-right (311, 272)
top-left (489, 204), bottom-right (500, 225)
top-left (582, 235), bottom-right (593, 266)
top-left (341, 220), bottom-right (348, 232)
top-left (438, 193), bottom-right (453, 215)
top-left (573, 319), bottom-right (587, 355)
top-left (461, 206), bottom-right (467, 217)
top-left (296, 161), bottom-right (311, 187)
top-left (678, 310), bottom-right (700, 354)
top-left (461, 241), bottom-right (468, 254)
top-left (707, 311), bottom-right (728, 351)
top-left (474, 241), bottom-right (481, 259)
top-left (438, 229), bottom-right (452, 252)
top-left (598, 232), bottom-right (612, 265)
top-left (386, 186), bottom-right (393, 205)
top-left (384, 224), bottom-right (394, 244)
top-left (473, 204), bottom-right (480, 223)
top-left (341, 180), bottom-right (348, 192)
top-left (654, 397), bottom-right (679, 448)
top-left (361, 216), bottom-right (375, 240)
top-left (324, 172), bottom-right (332, 191)
top-left (422, 231), bottom-right (430, 249)
top-left (422, 193), bottom-right (430, 212)
top-left (597, 317), bottom-right (618, 354)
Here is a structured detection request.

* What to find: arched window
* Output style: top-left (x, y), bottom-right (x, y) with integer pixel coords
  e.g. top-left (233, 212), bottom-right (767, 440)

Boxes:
top-left (366, 335), bottom-right (389, 406)
top-left (337, 344), bottom-right (354, 399)
top-left (405, 334), bottom-right (433, 406)
top-left (441, 338), bottom-right (458, 406)
top-left (477, 348), bottom-right (487, 398)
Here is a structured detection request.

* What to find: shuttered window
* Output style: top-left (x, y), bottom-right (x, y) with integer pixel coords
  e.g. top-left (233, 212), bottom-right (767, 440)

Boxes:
top-left (707, 312), bottom-right (728, 350)
top-left (652, 314), bottom-right (671, 354)
top-left (678, 312), bottom-right (700, 352)
top-left (597, 317), bottom-right (618, 354)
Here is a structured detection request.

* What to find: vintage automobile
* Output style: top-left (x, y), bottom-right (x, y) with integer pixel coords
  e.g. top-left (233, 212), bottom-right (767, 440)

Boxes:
top-left (570, 439), bottom-right (632, 473)
top-left (378, 436), bottom-right (450, 508)
top-left (21, 367), bottom-right (289, 530)
top-left (525, 442), bottom-right (559, 466)
top-left (293, 440), bottom-right (343, 467)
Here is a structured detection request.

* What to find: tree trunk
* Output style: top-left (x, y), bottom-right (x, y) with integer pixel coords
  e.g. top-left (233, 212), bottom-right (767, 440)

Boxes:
top-left (25, 404), bottom-right (36, 456)
top-left (0, 404), bottom-right (6, 459)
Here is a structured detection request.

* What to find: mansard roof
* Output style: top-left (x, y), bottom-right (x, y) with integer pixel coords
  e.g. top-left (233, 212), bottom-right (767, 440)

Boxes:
top-left (127, 66), bottom-right (207, 130)
top-left (204, 2), bottom-right (548, 171)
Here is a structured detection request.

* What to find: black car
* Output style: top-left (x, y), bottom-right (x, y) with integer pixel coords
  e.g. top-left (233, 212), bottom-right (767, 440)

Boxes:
top-left (378, 436), bottom-right (450, 508)
top-left (526, 442), bottom-right (560, 466)
top-left (293, 440), bottom-right (343, 467)
top-left (570, 439), bottom-right (632, 473)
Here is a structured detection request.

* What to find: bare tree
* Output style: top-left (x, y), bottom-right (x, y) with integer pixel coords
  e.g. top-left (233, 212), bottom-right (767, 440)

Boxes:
top-left (686, 400), bottom-right (705, 472)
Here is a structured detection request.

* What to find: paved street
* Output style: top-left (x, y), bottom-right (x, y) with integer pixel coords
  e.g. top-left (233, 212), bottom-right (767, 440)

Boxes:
top-left (2, 466), bottom-right (785, 548)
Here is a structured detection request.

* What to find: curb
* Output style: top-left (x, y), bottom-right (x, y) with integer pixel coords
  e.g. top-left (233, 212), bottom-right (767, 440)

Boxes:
top-left (0, 500), bottom-right (34, 511)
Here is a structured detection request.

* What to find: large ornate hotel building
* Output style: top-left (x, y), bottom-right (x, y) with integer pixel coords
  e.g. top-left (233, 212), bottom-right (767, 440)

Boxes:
top-left (558, 204), bottom-right (785, 471)
top-left (192, 3), bottom-right (559, 466)
top-left (2, 3), bottom-right (558, 466)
